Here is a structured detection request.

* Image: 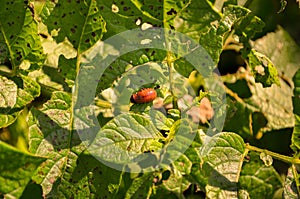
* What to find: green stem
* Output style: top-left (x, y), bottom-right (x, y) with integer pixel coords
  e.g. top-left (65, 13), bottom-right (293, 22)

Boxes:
top-left (167, 51), bottom-right (178, 109)
top-left (292, 164), bottom-right (300, 195)
top-left (245, 143), bottom-right (300, 164)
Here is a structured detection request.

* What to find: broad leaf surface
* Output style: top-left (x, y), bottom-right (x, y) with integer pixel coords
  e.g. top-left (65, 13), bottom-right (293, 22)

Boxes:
top-left (88, 113), bottom-right (163, 166)
top-left (28, 91), bottom-right (74, 196)
top-left (200, 132), bottom-right (245, 198)
top-left (0, 75), bottom-right (40, 128)
top-left (43, 0), bottom-right (106, 54)
top-left (238, 152), bottom-right (282, 198)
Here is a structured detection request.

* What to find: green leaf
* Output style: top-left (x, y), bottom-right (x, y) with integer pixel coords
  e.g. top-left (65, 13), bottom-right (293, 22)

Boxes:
top-left (147, 109), bottom-right (173, 131)
top-left (43, 0), bottom-right (106, 54)
top-left (223, 95), bottom-right (259, 138)
top-left (97, 55), bottom-right (167, 94)
top-left (88, 113), bottom-right (163, 167)
top-left (98, 0), bottom-right (164, 39)
top-left (183, 130), bottom-right (207, 190)
top-left (34, 0), bottom-right (57, 21)
top-left (199, 26), bottom-right (223, 64)
top-left (160, 168), bottom-right (191, 196)
top-left (174, 0), bottom-right (221, 41)
top-left (174, 0), bottom-right (223, 63)
top-left (291, 69), bottom-right (300, 152)
top-left (200, 132), bottom-right (245, 198)
top-left (248, 49), bottom-right (280, 87)
top-left (0, 141), bottom-right (45, 198)
top-left (58, 56), bottom-right (77, 88)
top-left (238, 152), bottom-right (283, 198)
top-left (292, 68), bottom-right (300, 115)
top-left (28, 91), bottom-right (73, 195)
top-left (222, 5), bottom-right (265, 40)
top-left (15, 75), bottom-right (41, 108)
top-left (0, 76), bottom-right (18, 108)
top-left (252, 27), bottom-right (300, 82)
top-left (0, 75), bottom-right (40, 128)
top-left (124, 172), bottom-right (154, 199)
top-left (0, 0), bottom-right (45, 71)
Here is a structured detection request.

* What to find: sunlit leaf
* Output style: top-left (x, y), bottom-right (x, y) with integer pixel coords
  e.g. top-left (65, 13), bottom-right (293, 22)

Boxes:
top-left (200, 132), bottom-right (245, 198)
top-left (43, 0), bottom-right (106, 54)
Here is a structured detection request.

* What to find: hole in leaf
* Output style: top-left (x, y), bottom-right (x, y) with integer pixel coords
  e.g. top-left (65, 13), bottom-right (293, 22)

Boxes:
top-left (167, 8), bottom-right (177, 15)
top-left (112, 4), bottom-right (119, 13)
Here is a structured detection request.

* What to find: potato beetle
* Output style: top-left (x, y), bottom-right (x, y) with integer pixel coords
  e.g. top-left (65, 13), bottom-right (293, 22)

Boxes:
top-left (130, 88), bottom-right (157, 104)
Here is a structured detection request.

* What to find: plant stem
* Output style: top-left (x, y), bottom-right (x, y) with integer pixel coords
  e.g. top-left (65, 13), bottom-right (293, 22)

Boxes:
top-left (292, 164), bottom-right (300, 195)
top-left (245, 143), bottom-right (300, 164)
top-left (166, 42), bottom-right (178, 109)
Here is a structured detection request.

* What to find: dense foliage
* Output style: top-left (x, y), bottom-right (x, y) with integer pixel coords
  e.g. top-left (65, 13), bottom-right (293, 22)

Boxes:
top-left (0, 0), bottom-right (300, 198)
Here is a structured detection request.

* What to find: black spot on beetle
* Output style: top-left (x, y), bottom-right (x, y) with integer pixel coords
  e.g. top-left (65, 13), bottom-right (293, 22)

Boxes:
top-left (91, 32), bottom-right (96, 37)
top-left (62, 13), bottom-right (66, 18)
top-left (71, 28), bottom-right (76, 33)
top-left (123, 6), bottom-right (129, 11)
top-left (85, 39), bottom-right (90, 43)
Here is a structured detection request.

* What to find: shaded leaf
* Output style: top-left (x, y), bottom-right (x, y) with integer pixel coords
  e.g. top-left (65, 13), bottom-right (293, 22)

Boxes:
top-left (291, 69), bottom-right (300, 152)
top-left (238, 152), bottom-right (282, 198)
top-left (0, 141), bottom-right (45, 198)
top-left (124, 172), bottom-right (154, 199)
